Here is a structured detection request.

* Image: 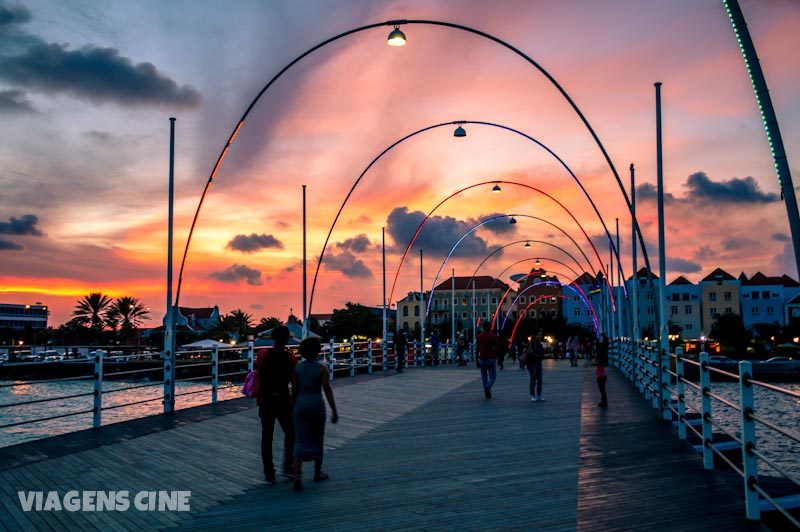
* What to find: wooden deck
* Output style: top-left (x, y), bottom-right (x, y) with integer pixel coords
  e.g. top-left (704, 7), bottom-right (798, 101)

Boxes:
top-left (0, 362), bottom-right (766, 531)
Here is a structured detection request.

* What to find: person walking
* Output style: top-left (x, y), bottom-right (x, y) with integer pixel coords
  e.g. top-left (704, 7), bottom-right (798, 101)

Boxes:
top-left (394, 330), bottom-right (407, 373)
top-left (257, 325), bottom-right (296, 485)
top-left (526, 335), bottom-right (546, 401)
top-left (292, 337), bottom-right (338, 491)
top-left (596, 362), bottom-right (608, 407)
top-left (430, 330), bottom-right (440, 366)
top-left (567, 335), bottom-right (579, 367)
top-left (476, 321), bottom-right (498, 398)
top-left (456, 334), bottom-right (466, 366)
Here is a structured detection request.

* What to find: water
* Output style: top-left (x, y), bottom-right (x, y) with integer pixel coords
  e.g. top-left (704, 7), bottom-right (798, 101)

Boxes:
top-left (0, 379), bottom-right (243, 448)
top-left (684, 382), bottom-right (800, 480)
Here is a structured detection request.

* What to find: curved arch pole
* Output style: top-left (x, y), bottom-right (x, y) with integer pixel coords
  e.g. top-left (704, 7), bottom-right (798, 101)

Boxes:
top-left (426, 213), bottom-right (609, 317)
top-left (509, 294), bottom-right (598, 347)
top-left (504, 284), bottom-right (599, 340)
top-left (501, 280), bottom-right (588, 332)
top-left (312, 121), bottom-right (631, 317)
top-left (491, 269), bottom-right (597, 333)
top-left (175, 19), bottom-right (653, 311)
top-left (386, 179), bottom-right (611, 310)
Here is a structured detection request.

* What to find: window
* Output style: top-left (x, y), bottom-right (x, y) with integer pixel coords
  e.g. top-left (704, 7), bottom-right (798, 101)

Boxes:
top-left (724, 307), bottom-right (732, 314)
top-left (551, 310), bottom-right (557, 317)
top-left (481, 297), bottom-right (486, 305)
top-left (403, 306), bottom-right (409, 317)
top-left (520, 296), bottom-right (526, 304)
top-left (671, 294), bottom-right (680, 302)
top-left (762, 291), bottom-right (770, 299)
top-left (414, 305), bottom-right (420, 317)
top-left (481, 311), bottom-right (487, 318)
top-left (751, 307), bottom-right (759, 315)
top-left (710, 308), bottom-right (717, 316)
top-left (684, 305), bottom-right (692, 315)
top-left (491, 298), bottom-right (497, 305)
top-left (647, 292), bottom-right (653, 300)
top-left (682, 293), bottom-right (690, 301)
top-left (671, 305), bottom-right (678, 316)
top-left (647, 306), bottom-right (654, 315)
top-left (766, 306), bottom-right (774, 315)
top-left (724, 292), bottom-right (732, 302)
top-left (462, 298), bottom-right (467, 305)
top-left (529, 311), bottom-right (536, 318)
top-left (462, 312), bottom-right (467, 319)
top-left (685, 324), bottom-right (693, 331)
top-left (574, 308), bottom-right (581, 316)
top-left (444, 299), bottom-right (448, 307)
top-left (709, 292), bottom-right (717, 302)
top-left (574, 295), bottom-right (579, 302)
top-left (752, 292), bottom-right (760, 300)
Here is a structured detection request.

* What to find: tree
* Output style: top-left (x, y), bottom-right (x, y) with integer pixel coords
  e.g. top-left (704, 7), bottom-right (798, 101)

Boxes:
top-left (229, 309), bottom-right (254, 340)
top-left (106, 297), bottom-right (151, 340)
top-left (73, 293), bottom-right (113, 337)
top-left (329, 302), bottom-right (381, 340)
top-left (711, 313), bottom-right (750, 358)
top-left (255, 316), bottom-right (283, 333)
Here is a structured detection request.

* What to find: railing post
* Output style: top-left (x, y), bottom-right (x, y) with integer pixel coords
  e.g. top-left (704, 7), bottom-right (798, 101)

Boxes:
top-left (368, 340), bottom-right (373, 375)
top-left (247, 343), bottom-right (254, 372)
top-left (644, 346), bottom-right (652, 401)
top-left (247, 340), bottom-right (254, 368)
top-left (349, 338), bottom-right (355, 377)
top-left (211, 346), bottom-right (219, 404)
top-left (700, 352), bottom-right (714, 470)
top-left (382, 339), bottom-right (388, 372)
top-left (93, 350), bottom-right (103, 429)
top-left (651, 347), bottom-right (659, 410)
top-left (660, 347), bottom-right (671, 420)
top-left (739, 360), bottom-right (760, 521)
top-left (676, 347), bottom-right (686, 440)
top-left (329, 338), bottom-right (335, 382)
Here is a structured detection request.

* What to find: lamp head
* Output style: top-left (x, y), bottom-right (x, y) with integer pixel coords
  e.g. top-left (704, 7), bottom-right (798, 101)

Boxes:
top-left (387, 26), bottom-right (407, 46)
top-left (453, 125), bottom-right (467, 137)
top-left (524, 241), bottom-right (531, 248)
top-left (535, 258), bottom-right (541, 267)
top-left (491, 184), bottom-right (501, 193)
top-left (509, 217), bottom-right (517, 225)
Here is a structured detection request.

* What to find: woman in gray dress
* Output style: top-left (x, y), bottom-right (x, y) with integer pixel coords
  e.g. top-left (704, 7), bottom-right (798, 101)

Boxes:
top-left (291, 337), bottom-right (338, 491)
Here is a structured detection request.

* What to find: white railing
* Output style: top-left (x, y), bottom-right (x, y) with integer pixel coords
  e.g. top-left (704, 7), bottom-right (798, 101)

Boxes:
top-left (610, 339), bottom-right (800, 527)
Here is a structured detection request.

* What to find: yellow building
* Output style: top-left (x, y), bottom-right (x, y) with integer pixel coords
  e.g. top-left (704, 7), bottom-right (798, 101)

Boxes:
top-left (699, 268), bottom-right (740, 335)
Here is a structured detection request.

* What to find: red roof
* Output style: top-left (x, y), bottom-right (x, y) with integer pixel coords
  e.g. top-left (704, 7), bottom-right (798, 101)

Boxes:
top-left (432, 276), bottom-right (509, 291)
top-left (741, 271), bottom-right (799, 287)
top-left (701, 268), bottom-right (736, 282)
top-left (627, 267), bottom-right (659, 281)
top-left (178, 307), bottom-right (216, 319)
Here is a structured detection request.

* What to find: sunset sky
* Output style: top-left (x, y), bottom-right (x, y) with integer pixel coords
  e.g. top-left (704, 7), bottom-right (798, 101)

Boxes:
top-left (1, 0), bottom-right (799, 327)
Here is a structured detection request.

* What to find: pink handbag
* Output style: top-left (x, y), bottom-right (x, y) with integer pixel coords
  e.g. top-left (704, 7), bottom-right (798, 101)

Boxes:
top-left (241, 369), bottom-right (259, 398)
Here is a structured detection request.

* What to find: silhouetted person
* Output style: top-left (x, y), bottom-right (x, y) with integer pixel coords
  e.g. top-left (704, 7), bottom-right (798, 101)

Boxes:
top-left (430, 330), bottom-right (440, 366)
top-left (258, 325), bottom-right (296, 485)
top-left (527, 335), bottom-right (546, 401)
top-left (476, 321), bottom-right (498, 398)
top-left (292, 337), bottom-right (338, 491)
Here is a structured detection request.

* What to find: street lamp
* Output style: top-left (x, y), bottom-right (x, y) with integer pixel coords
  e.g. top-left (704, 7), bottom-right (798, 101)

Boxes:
top-left (491, 183), bottom-right (501, 193)
top-left (453, 124), bottom-right (467, 137)
top-left (525, 241), bottom-right (531, 248)
top-left (509, 217), bottom-right (517, 224)
top-left (387, 26), bottom-right (407, 46)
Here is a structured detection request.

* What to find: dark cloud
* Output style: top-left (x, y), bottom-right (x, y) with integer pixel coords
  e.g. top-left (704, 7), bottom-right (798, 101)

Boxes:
top-left (722, 237), bottom-right (757, 251)
top-left (668, 257), bottom-right (702, 274)
top-left (0, 89), bottom-right (35, 114)
top-left (386, 207), bottom-right (500, 258)
top-left (0, 238), bottom-right (23, 250)
top-left (0, 3), bottom-right (31, 26)
top-left (323, 249), bottom-right (372, 278)
top-left (209, 264), bottom-right (263, 285)
top-left (636, 183), bottom-right (674, 202)
top-left (336, 234), bottom-right (370, 253)
top-left (694, 245), bottom-right (717, 262)
top-left (773, 233), bottom-right (790, 242)
top-left (226, 233), bottom-right (284, 253)
top-left (0, 20), bottom-right (201, 109)
top-left (0, 214), bottom-right (42, 235)
top-left (467, 213), bottom-right (518, 235)
top-left (685, 171), bottom-right (778, 203)
top-left (276, 220), bottom-right (291, 229)
top-left (250, 303), bottom-right (264, 310)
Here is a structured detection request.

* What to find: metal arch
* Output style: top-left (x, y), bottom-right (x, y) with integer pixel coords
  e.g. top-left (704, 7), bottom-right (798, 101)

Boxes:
top-left (313, 121), bottom-right (632, 318)
top-left (509, 293), bottom-right (598, 345)
top-left (501, 281), bottom-right (599, 336)
top-left (491, 269), bottom-right (598, 333)
top-left (426, 213), bottom-right (605, 317)
top-left (385, 179), bottom-right (614, 311)
top-left (174, 19), bottom-right (653, 310)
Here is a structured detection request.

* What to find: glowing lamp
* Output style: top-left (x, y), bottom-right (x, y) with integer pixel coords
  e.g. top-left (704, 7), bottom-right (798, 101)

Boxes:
top-left (387, 27), bottom-right (407, 46)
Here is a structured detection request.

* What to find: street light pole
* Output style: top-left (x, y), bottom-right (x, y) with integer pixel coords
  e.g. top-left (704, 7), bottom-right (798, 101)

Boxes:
top-left (631, 163), bottom-right (640, 344)
top-left (472, 279), bottom-right (476, 359)
top-left (163, 117), bottom-right (176, 414)
top-left (616, 217), bottom-right (623, 338)
top-left (302, 184), bottom-right (308, 340)
top-left (656, 81), bottom-right (670, 421)
top-left (451, 268), bottom-right (455, 352)
top-left (420, 248), bottom-right (425, 366)
top-left (382, 227), bottom-right (387, 370)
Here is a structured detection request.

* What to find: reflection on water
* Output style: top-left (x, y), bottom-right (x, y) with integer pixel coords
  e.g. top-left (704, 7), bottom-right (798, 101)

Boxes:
top-left (684, 383), bottom-right (800, 479)
top-left (0, 379), bottom-right (244, 448)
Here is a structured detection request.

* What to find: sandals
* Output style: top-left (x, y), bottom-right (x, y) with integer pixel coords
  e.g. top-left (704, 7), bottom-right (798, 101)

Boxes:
top-left (313, 472), bottom-right (330, 482)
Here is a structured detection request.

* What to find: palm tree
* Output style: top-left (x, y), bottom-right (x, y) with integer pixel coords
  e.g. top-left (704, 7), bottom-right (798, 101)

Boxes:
top-left (106, 297), bottom-right (151, 332)
top-left (256, 316), bottom-right (282, 333)
top-left (229, 309), bottom-right (254, 341)
top-left (73, 293), bottom-right (113, 330)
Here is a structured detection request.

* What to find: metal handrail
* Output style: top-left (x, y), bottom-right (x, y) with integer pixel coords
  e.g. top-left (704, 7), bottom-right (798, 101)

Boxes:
top-left (746, 377), bottom-right (800, 399)
top-left (174, 361), bottom-right (213, 370)
top-left (218, 371), bottom-right (248, 378)
top-left (0, 408), bottom-right (96, 430)
top-left (0, 391), bottom-right (95, 408)
top-left (102, 381), bottom-right (163, 395)
top-left (704, 363), bottom-right (740, 380)
top-left (705, 389), bottom-right (741, 412)
top-left (104, 367), bottom-right (163, 378)
top-left (753, 483), bottom-right (800, 528)
top-left (750, 447), bottom-right (800, 491)
top-left (175, 374), bottom-right (213, 383)
top-left (749, 412), bottom-right (800, 444)
top-left (101, 396), bottom-right (163, 411)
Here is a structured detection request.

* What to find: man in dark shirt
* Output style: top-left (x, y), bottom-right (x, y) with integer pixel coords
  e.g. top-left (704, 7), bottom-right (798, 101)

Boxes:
top-left (394, 330), bottom-right (407, 373)
top-left (476, 321), bottom-right (498, 398)
top-left (257, 325), bottom-right (296, 485)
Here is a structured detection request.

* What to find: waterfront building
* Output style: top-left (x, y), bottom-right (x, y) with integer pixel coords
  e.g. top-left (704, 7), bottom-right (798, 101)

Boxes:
top-left (425, 276), bottom-right (513, 339)
top-left (625, 268), bottom-right (661, 338)
top-left (666, 276), bottom-right (702, 337)
top-left (396, 291), bottom-right (426, 335)
top-left (739, 272), bottom-right (800, 329)
top-left (516, 268), bottom-right (561, 323)
top-left (563, 272), bottom-right (598, 332)
top-left (0, 303), bottom-right (48, 330)
top-left (166, 306), bottom-right (221, 333)
top-left (700, 268), bottom-right (740, 335)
